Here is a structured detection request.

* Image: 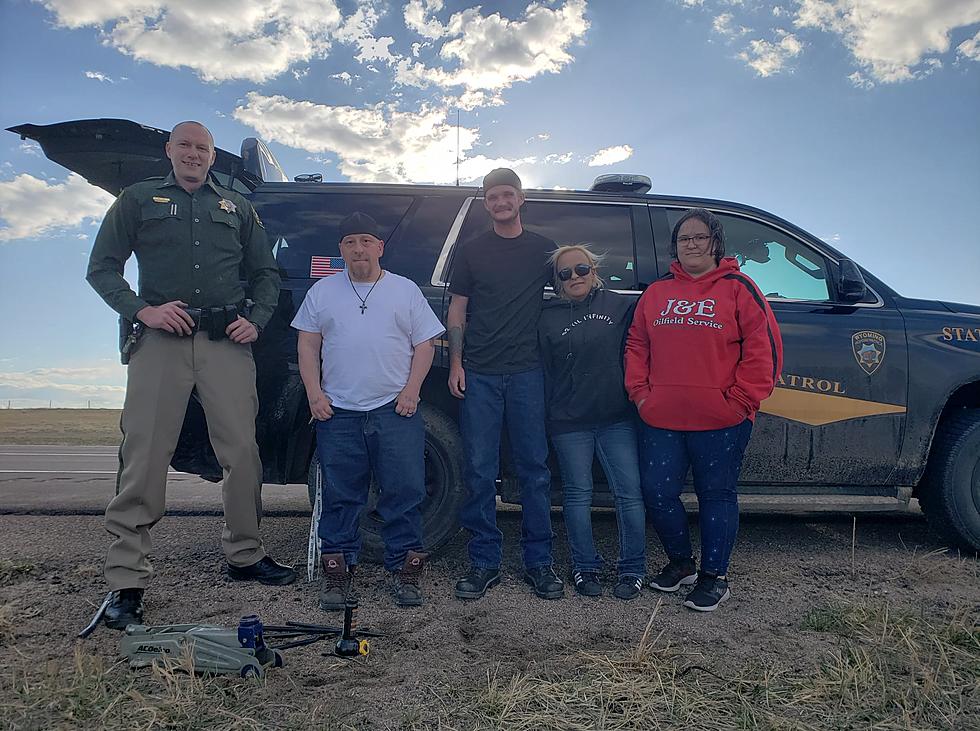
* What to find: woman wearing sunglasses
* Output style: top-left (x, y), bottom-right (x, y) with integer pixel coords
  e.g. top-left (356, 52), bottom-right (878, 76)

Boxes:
top-left (538, 245), bottom-right (646, 600)
top-left (625, 208), bottom-right (782, 612)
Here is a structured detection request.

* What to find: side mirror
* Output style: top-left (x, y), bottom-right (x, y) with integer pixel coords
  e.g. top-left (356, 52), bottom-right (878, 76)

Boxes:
top-left (837, 259), bottom-right (867, 302)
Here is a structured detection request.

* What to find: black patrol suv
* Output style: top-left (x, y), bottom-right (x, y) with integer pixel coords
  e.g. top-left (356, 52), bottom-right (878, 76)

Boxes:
top-left (11, 119), bottom-right (980, 556)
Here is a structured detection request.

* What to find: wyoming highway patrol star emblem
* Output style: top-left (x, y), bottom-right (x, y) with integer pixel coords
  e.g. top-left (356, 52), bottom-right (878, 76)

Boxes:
top-left (852, 330), bottom-right (886, 375)
top-left (218, 199), bottom-right (237, 214)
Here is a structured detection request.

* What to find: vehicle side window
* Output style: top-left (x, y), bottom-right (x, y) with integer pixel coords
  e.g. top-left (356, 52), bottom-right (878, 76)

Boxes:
top-left (665, 209), bottom-right (832, 301)
top-left (257, 193), bottom-right (414, 279)
top-left (454, 201), bottom-right (637, 289)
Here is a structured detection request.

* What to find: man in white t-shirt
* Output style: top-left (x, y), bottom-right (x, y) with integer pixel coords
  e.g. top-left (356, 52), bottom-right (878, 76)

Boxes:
top-left (292, 212), bottom-right (445, 609)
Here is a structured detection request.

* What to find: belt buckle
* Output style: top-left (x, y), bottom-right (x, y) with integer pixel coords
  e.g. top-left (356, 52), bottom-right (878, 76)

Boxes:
top-left (182, 307), bottom-right (203, 333)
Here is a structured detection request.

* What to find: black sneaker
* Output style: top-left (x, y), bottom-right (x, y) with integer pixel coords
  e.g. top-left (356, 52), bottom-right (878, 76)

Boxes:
top-left (571, 570), bottom-right (602, 597)
top-left (455, 567), bottom-right (501, 600)
top-left (683, 573), bottom-right (731, 612)
top-left (613, 575), bottom-right (643, 601)
top-left (524, 566), bottom-right (564, 600)
top-left (648, 557), bottom-right (698, 593)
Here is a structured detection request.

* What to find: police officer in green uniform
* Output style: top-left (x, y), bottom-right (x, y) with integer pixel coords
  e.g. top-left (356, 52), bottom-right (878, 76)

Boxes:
top-left (87, 121), bottom-right (296, 630)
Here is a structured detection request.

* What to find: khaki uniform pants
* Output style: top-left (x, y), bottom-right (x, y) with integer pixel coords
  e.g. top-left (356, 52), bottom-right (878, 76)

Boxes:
top-left (104, 329), bottom-right (266, 589)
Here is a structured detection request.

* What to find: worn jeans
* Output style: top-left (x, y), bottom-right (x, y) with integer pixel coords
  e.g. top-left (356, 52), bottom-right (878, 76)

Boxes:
top-left (315, 400), bottom-right (425, 571)
top-left (551, 420), bottom-right (646, 577)
top-left (639, 420), bottom-right (752, 576)
top-left (459, 368), bottom-right (553, 569)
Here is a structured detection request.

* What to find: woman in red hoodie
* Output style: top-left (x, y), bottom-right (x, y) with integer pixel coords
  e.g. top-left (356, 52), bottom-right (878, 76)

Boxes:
top-left (625, 208), bottom-right (782, 611)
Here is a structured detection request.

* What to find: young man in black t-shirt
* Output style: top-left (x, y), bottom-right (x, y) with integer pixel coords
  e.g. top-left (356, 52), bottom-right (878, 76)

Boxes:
top-left (447, 168), bottom-right (564, 601)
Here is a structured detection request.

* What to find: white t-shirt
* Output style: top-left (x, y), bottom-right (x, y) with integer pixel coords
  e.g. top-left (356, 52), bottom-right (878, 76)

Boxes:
top-left (291, 271), bottom-right (445, 411)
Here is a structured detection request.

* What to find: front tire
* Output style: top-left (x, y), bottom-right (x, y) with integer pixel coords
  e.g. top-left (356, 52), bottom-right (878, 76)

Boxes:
top-left (920, 409), bottom-right (980, 553)
top-left (306, 403), bottom-right (465, 563)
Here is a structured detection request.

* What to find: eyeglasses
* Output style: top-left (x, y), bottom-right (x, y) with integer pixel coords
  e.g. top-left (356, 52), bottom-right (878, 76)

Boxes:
top-left (677, 234), bottom-right (711, 246)
top-left (557, 263), bottom-right (593, 281)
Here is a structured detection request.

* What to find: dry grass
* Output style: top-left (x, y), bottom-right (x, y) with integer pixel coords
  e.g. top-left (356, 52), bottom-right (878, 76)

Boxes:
top-left (0, 409), bottom-right (122, 446)
top-left (424, 601), bottom-right (980, 731)
top-left (0, 559), bottom-right (35, 586)
top-left (0, 647), bottom-right (278, 730)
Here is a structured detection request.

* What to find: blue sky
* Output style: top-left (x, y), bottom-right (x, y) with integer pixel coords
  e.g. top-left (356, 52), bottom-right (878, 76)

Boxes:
top-left (1, 0), bottom-right (978, 407)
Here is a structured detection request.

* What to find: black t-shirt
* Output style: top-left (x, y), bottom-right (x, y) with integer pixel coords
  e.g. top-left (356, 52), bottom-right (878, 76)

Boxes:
top-left (449, 228), bottom-right (554, 374)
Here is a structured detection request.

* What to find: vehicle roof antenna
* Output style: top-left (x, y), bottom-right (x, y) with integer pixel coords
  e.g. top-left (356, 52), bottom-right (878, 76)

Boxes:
top-left (455, 108), bottom-right (460, 187)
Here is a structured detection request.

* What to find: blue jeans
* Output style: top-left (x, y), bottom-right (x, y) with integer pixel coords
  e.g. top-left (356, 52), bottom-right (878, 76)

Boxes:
top-left (459, 368), bottom-right (553, 569)
top-left (640, 420), bottom-right (752, 576)
top-left (551, 420), bottom-right (646, 577)
top-left (315, 401), bottom-right (425, 571)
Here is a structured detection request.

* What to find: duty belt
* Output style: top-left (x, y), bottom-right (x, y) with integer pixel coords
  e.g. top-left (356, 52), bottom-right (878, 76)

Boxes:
top-left (181, 305), bottom-right (243, 340)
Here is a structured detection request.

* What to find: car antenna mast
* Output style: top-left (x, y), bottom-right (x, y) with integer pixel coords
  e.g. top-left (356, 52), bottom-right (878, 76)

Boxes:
top-left (455, 108), bottom-right (460, 187)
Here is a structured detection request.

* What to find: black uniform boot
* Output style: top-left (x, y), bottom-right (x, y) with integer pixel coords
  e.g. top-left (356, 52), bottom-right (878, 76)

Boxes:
top-left (103, 588), bottom-right (144, 630)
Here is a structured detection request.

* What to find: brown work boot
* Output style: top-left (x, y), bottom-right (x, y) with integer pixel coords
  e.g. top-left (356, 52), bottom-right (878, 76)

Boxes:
top-left (319, 553), bottom-right (353, 611)
top-left (392, 550), bottom-right (428, 607)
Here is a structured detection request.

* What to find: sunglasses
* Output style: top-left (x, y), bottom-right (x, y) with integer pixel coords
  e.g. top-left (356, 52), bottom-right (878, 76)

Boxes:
top-left (557, 263), bottom-right (593, 281)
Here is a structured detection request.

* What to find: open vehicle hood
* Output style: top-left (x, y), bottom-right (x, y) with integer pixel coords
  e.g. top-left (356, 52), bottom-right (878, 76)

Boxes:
top-left (7, 119), bottom-right (285, 195)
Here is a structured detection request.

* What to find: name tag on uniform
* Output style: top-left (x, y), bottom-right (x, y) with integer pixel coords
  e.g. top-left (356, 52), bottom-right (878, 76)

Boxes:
top-left (152, 196), bottom-right (171, 203)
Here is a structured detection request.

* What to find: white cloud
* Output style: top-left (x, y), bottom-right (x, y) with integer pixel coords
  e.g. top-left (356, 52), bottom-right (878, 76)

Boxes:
top-left (957, 29), bottom-right (980, 61)
top-left (233, 92), bottom-right (533, 184)
top-left (335, 4), bottom-right (397, 65)
top-left (38, 0), bottom-right (344, 83)
top-left (794, 0), bottom-right (980, 83)
top-left (0, 364), bottom-right (126, 408)
top-left (396, 0), bottom-right (589, 93)
top-left (0, 173), bottom-right (114, 242)
top-left (292, 67), bottom-right (310, 81)
top-left (331, 71), bottom-right (354, 85)
top-left (444, 89), bottom-right (505, 110)
top-left (404, 0), bottom-right (450, 39)
top-left (546, 152), bottom-right (573, 164)
top-left (84, 70), bottom-right (114, 82)
top-left (738, 29), bottom-right (803, 76)
top-left (848, 70), bottom-right (874, 89)
top-left (586, 144), bottom-right (634, 167)
top-left (526, 132), bottom-right (551, 143)
top-left (713, 12), bottom-right (751, 38)
top-left (18, 141), bottom-right (41, 157)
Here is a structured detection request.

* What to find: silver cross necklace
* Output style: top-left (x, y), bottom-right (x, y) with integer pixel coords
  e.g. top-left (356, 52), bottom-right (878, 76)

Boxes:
top-left (348, 270), bottom-right (383, 314)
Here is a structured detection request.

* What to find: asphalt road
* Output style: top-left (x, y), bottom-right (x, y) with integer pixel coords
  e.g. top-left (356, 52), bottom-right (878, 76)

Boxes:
top-left (0, 444), bottom-right (309, 515)
top-left (0, 444), bottom-right (922, 520)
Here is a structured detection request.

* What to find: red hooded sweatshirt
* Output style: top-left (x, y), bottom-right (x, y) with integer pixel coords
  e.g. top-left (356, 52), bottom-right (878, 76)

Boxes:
top-left (625, 257), bottom-right (783, 431)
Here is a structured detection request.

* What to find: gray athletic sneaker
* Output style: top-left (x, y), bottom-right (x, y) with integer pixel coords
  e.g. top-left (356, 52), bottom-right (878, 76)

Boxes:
top-left (683, 573), bottom-right (731, 612)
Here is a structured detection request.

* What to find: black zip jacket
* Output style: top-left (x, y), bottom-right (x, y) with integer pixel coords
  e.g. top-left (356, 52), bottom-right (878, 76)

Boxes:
top-left (537, 288), bottom-right (636, 435)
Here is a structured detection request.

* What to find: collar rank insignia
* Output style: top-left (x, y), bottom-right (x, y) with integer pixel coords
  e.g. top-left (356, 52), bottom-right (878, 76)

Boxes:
top-left (218, 199), bottom-right (237, 214)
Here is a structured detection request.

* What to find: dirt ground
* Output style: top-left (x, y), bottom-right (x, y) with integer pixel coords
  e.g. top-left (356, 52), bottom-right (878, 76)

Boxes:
top-left (1, 506), bottom-right (977, 729)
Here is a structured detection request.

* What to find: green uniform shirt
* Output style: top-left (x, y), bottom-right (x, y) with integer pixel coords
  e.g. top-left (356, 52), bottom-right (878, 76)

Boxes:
top-left (86, 172), bottom-right (280, 329)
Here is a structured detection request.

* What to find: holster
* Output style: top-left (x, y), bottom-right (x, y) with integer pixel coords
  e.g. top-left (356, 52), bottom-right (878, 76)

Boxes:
top-left (119, 317), bottom-right (145, 365)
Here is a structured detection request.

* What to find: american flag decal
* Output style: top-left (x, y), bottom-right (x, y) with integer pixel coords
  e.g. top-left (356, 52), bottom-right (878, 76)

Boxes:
top-left (310, 256), bottom-right (345, 278)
